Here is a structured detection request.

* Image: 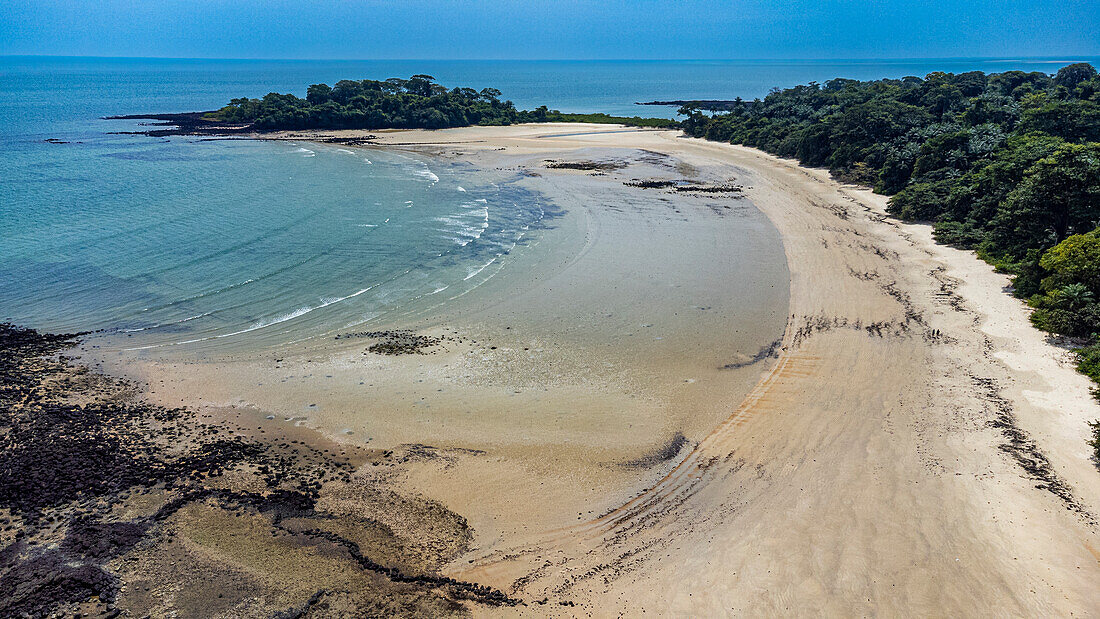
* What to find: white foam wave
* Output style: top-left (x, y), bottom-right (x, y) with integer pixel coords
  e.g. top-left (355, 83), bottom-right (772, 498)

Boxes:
top-left (435, 204), bottom-right (489, 246)
top-left (121, 311), bottom-right (213, 333)
top-left (414, 168), bottom-right (440, 183)
top-left (125, 284), bottom-right (378, 350)
top-left (456, 186), bottom-right (466, 192)
top-left (464, 256), bottom-right (499, 280)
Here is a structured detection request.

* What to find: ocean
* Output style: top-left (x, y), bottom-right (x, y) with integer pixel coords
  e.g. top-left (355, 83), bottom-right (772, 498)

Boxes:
top-left (1, 56), bottom-right (1092, 353)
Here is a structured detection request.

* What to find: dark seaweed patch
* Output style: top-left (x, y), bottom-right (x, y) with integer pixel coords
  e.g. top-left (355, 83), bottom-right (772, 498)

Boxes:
top-left (0, 323), bottom-right (512, 616)
top-left (623, 433), bottom-right (690, 468)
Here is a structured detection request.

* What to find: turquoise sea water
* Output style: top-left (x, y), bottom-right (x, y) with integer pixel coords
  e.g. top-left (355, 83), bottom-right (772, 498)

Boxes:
top-left (1, 57), bottom-right (1094, 352)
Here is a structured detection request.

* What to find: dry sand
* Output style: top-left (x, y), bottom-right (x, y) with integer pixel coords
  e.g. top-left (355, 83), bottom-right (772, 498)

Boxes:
top-left (92, 124), bottom-right (1100, 615)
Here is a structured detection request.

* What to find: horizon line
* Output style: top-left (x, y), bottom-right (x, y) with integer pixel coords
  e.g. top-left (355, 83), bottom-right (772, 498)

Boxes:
top-left (3, 53), bottom-right (1098, 63)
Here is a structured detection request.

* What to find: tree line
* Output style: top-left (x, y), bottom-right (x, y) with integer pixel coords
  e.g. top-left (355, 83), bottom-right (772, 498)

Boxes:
top-left (681, 65), bottom-right (1100, 403)
top-left (208, 75), bottom-right (674, 130)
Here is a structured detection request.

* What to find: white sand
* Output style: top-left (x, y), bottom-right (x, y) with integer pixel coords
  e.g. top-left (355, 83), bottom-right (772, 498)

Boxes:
top-left (96, 124), bottom-right (1100, 615)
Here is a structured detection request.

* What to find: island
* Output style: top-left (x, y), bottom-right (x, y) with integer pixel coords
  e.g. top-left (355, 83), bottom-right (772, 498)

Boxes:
top-left (108, 74), bottom-right (677, 136)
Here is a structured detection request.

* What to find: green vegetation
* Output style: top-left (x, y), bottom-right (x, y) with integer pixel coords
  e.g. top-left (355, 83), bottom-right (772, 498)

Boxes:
top-left (681, 64), bottom-right (1100, 452)
top-left (680, 63), bottom-right (1100, 263)
top-left (207, 75), bottom-right (675, 130)
top-left (209, 75), bottom-right (521, 129)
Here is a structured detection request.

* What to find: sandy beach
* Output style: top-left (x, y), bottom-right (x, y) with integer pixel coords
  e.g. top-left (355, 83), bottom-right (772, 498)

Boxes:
top-left (81, 123), bottom-right (1100, 616)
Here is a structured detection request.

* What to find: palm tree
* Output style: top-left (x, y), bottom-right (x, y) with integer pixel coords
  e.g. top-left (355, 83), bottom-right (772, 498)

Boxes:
top-left (1059, 283), bottom-right (1094, 310)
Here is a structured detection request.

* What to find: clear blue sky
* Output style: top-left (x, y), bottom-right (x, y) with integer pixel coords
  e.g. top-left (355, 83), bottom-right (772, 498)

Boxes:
top-left (2, 0), bottom-right (1097, 60)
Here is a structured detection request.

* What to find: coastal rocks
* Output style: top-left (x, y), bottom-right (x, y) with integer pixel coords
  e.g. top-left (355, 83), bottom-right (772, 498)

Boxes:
top-left (675, 183), bottom-right (743, 194)
top-left (544, 159), bottom-right (626, 171)
top-left (103, 112), bottom-right (251, 137)
top-left (624, 179), bottom-right (676, 189)
top-left (0, 323), bottom-right (513, 616)
top-left (624, 178), bottom-right (746, 195)
top-left (323, 135), bottom-right (380, 146)
top-left (338, 329), bottom-right (447, 355)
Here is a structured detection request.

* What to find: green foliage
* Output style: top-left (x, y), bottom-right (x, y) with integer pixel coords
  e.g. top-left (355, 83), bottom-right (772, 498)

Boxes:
top-left (1038, 231), bottom-right (1100, 293)
top-left (1027, 230), bottom-right (1100, 338)
top-left (210, 77), bottom-right (675, 132)
top-left (989, 143), bottom-right (1100, 259)
top-left (1029, 285), bottom-right (1100, 338)
top-left (680, 66), bottom-right (1098, 252)
top-left (681, 64), bottom-right (1100, 424)
top-left (680, 65), bottom-right (1100, 277)
top-left (1054, 63), bottom-right (1099, 90)
top-left (1019, 97), bottom-right (1100, 143)
top-left (210, 76), bottom-right (522, 130)
top-left (932, 220), bottom-right (985, 247)
top-left (891, 180), bottom-right (952, 220)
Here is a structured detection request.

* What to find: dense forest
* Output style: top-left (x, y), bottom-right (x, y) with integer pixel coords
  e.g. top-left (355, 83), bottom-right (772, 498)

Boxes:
top-left (208, 75), bottom-right (675, 130)
top-left (682, 64), bottom-right (1100, 403)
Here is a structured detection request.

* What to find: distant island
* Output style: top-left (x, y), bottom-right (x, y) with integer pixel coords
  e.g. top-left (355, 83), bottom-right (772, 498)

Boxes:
top-left (110, 75), bottom-right (676, 136)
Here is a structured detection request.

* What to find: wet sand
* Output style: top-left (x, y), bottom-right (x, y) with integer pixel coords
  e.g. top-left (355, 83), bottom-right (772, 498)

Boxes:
top-left (83, 124), bottom-right (1100, 615)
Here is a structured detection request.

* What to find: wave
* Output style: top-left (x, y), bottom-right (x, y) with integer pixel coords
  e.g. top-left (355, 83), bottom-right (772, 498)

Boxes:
top-left (464, 256), bottom-right (499, 280)
top-left (125, 283), bottom-right (379, 350)
top-left (291, 147), bottom-right (315, 157)
top-left (391, 152), bottom-right (439, 184)
top-left (138, 278), bottom-right (256, 314)
top-left (435, 204), bottom-right (489, 246)
top-left (456, 186), bottom-right (466, 192)
top-left (121, 311), bottom-right (214, 333)
top-left (414, 168), bottom-right (440, 183)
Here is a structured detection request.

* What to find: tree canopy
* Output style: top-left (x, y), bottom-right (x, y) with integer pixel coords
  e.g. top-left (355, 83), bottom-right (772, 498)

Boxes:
top-left (210, 76), bottom-right (522, 130)
top-left (680, 63), bottom-right (1100, 266)
top-left (682, 63), bottom-right (1100, 411)
top-left (208, 75), bottom-right (676, 131)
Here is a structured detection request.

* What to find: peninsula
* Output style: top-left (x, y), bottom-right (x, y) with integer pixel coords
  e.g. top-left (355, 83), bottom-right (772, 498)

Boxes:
top-left (6, 66), bottom-right (1100, 617)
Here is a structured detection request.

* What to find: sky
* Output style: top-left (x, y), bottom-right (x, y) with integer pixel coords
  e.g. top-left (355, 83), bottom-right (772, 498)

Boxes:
top-left (1, 0), bottom-right (1097, 60)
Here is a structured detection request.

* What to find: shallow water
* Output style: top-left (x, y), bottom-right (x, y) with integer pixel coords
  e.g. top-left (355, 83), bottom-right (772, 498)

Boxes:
top-left (1, 136), bottom-right (549, 353)
top-left (2, 56), bottom-right (1090, 355)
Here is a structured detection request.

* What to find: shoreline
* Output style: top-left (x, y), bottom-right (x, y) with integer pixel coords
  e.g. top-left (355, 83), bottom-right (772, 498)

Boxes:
top-left (82, 124), bottom-right (794, 601)
top-left (327, 124), bottom-right (1100, 615)
top-left (39, 123), bottom-right (1100, 614)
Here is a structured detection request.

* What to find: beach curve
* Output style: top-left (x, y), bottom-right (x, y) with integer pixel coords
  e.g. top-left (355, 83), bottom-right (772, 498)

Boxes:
top-left (90, 123), bottom-right (1100, 616)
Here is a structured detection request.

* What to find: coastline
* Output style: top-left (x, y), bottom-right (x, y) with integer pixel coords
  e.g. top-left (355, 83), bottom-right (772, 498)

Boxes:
top-left (66, 123), bottom-right (1100, 614)
top-left (82, 123), bottom-right (793, 596)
